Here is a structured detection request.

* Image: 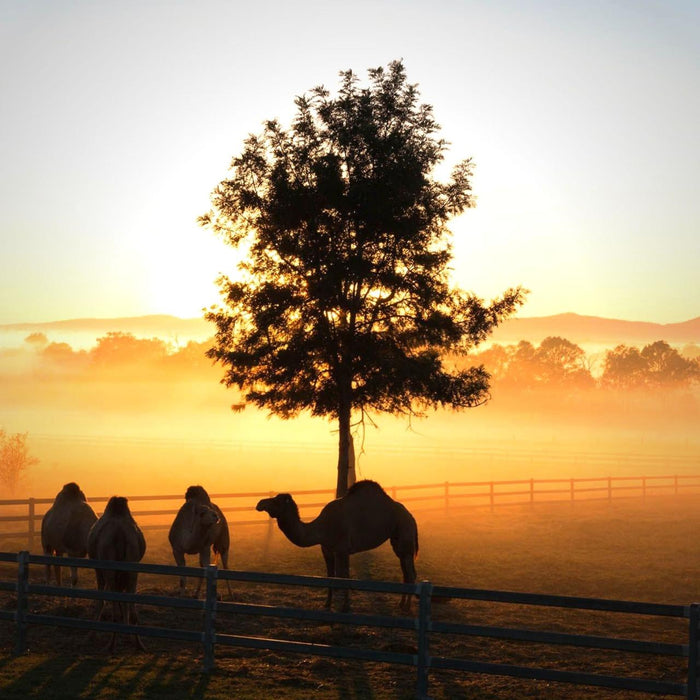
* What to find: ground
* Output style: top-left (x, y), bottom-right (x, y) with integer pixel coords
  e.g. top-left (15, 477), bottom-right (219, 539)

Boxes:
top-left (1, 495), bottom-right (699, 699)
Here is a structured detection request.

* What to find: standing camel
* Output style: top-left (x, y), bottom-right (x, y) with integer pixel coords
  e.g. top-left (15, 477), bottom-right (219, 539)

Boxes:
top-left (87, 496), bottom-right (146, 651)
top-left (256, 479), bottom-right (418, 612)
top-left (168, 485), bottom-right (233, 598)
top-left (41, 482), bottom-right (97, 587)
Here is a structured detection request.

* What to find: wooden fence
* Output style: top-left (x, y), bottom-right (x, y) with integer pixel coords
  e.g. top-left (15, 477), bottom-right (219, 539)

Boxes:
top-left (2, 473), bottom-right (700, 551)
top-left (0, 552), bottom-right (698, 698)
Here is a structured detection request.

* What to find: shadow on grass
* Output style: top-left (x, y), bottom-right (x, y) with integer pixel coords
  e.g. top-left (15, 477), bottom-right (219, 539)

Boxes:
top-left (0, 653), bottom-right (212, 699)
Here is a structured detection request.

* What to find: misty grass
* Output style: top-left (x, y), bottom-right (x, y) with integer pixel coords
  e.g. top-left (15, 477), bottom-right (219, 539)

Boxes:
top-left (2, 496), bottom-right (699, 698)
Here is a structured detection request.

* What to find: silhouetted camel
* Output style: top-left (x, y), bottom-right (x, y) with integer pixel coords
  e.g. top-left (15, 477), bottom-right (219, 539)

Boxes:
top-left (41, 482), bottom-right (97, 587)
top-left (256, 480), bottom-right (418, 612)
top-left (87, 496), bottom-right (146, 651)
top-left (168, 485), bottom-right (233, 598)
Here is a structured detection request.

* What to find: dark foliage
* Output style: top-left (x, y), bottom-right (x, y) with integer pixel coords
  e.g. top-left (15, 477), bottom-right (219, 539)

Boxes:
top-left (200, 61), bottom-right (524, 493)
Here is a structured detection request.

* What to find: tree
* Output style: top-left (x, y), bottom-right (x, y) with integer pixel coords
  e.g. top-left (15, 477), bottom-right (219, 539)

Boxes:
top-left (0, 429), bottom-right (38, 494)
top-left (602, 341), bottom-right (700, 388)
top-left (89, 332), bottom-right (169, 368)
top-left (534, 336), bottom-right (594, 388)
top-left (640, 341), bottom-right (700, 387)
top-left (201, 61), bottom-right (525, 496)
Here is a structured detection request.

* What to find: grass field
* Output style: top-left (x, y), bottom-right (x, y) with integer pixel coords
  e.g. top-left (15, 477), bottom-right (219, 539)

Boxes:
top-left (1, 495), bottom-right (699, 699)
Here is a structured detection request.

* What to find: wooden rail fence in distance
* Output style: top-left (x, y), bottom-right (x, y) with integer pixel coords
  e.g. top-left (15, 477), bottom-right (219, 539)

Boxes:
top-left (1, 474), bottom-right (700, 551)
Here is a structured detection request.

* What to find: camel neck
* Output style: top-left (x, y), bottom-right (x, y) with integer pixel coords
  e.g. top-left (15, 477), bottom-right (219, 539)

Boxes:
top-left (277, 512), bottom-right (321, 548)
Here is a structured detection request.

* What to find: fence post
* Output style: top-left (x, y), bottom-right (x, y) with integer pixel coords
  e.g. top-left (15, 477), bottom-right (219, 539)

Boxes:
top-left (416, 580), bottom-right (433, 700)
top-left (688, 603), bottom-right (699, 700)
top-left (202, 565), bottom-right (218, 672)
top-left (28, 499), bottom-right (35, 551)
top-left (15, 550), bottom-right (29, 655)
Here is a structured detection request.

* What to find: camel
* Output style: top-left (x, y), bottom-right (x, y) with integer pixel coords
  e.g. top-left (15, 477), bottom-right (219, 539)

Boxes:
top-left (40, 482), bottom-right (98, 587)
top-left (256, 479), bottom-right (418, 612)
top-left (87, 496), bottom-right (147, 651)
top-left (168, 485), bottom-right (233, 598)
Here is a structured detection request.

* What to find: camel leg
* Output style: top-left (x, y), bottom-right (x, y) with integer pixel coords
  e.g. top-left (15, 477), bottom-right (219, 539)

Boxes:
top-left (398, 553), bottom-right (417, 612)
top-left (391, 536), bottom-right (417, 612)
top-left (54, 552), bottom-right (63, 587)
top-left (322, 546), bottom-right (335, 609)
top-left (334, 552), bottom-right (351, 613)
top-left (89, 569), bottom-right (105, 627)
top-left (217, 549), bottom-right (233, 600)
top-left (108, 599), bottom-right (122, 652)
top-left (43, 547), bottom-right (54, 585)
top-left (195, 548), bottom-right (211, 599)
top-left (173, 549), bottom-right (187, 596)
top-left (128, 579), bottom-right (146, 651)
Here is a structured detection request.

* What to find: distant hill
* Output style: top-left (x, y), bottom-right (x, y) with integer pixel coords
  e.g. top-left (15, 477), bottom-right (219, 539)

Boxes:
top-left (2, 313), bottom-right (699, 346)
top-left (490, 313), bottom-right (700, 345)
top-left (0, 315), bottom-right (211, 338)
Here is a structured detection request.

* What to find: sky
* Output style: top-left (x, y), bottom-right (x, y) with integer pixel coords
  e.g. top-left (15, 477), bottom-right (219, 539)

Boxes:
top-left (1, 0), bottom-right (698, 326)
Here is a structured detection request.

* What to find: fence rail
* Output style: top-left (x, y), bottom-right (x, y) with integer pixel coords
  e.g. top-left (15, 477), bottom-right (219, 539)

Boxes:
top-left (0, 552), bottom-right (698, 698)
top-left (2, 473), bottom-right (700, 550)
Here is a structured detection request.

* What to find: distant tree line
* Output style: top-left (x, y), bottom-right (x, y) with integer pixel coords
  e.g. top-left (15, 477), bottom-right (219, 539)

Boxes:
top-left (15, 332), bottom-right (215, 377)
top-left (6, 332), bottom-right (700, 393)
top-left (470, 337), bottom-right (700, 392)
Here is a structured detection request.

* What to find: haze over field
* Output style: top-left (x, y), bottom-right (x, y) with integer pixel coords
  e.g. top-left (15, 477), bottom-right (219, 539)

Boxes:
top-left (1, 313), bottom-right (698, 499)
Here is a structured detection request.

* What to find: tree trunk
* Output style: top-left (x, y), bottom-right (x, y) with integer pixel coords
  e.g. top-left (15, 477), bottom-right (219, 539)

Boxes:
top-left (347, 433), bottom-right (356, 488)
top-left (335, 397), bottom-right (354, 498)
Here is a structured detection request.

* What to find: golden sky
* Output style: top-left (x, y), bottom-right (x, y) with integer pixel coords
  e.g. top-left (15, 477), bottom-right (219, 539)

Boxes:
top-left (1, 0), bottom-right (698, 325)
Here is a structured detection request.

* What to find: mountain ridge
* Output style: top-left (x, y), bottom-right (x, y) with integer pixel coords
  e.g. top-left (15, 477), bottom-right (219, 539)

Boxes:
top-left (2, 312), bottom-right (699, 345)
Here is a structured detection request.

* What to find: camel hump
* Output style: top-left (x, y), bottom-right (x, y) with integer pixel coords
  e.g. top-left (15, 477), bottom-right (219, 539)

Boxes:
top-left (59, 482), bottom-right (87, 501)
top-left (103, 496), bottom-right (131, 517)
top-left (345, 480), bottom-right (387, 497)
top-left (185, 485), bottom-right (211, 504)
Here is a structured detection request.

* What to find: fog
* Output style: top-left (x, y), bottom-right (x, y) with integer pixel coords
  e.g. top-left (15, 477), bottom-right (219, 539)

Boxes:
top-left (1, 332), bottom-right (698, 499)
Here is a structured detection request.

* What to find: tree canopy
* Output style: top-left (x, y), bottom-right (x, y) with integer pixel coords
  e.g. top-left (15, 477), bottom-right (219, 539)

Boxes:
top-left (602, 341), bottom-right (700, 388)
top-left (201, 61), bottom-right (525, 495)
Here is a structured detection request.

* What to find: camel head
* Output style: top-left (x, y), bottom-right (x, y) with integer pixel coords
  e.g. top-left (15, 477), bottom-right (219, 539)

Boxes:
top-left (256, 493), bottom-right (298, 520)
top-left (59, 482), bottom-right (87, 502)
top-left (186, 501), bottom-right (219, 533)
top-left (185, 485), bottom-right (211, 505)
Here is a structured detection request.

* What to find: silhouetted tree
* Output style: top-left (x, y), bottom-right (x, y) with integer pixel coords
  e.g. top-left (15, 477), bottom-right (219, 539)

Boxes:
top-left (201, 61), bottom-right (524, 496)
top-left (471, 337), bottom-right (593, 390)
top-left (90, 332), bottom-right (169, 368)
top-left (602, 341), bottom-right (700, 388)
top-left (24, 332), bottom-right (48, 348)
top-left (0, 429), bottom-right (38, 494)
top-left (534, 336), bottom-right (593, 387)
top-left (640, 341), bottom-right (700, 386)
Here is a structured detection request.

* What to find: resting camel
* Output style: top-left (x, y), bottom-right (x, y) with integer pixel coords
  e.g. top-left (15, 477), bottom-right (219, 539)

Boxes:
top-left (256, 479), bottom-right (418, 612)
top-left (168, 485), bottom-right (233, 598)
top-left (87, 496), bottom-right (146, 651)
top-left (40, 482), bottom-right (97, 587)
